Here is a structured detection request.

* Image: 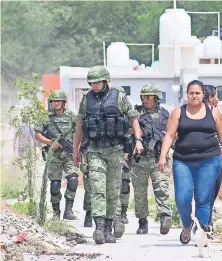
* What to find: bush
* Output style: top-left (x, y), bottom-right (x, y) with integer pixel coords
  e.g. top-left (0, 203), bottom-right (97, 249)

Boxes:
top-left (0, 184), bottom-right (24, 199)
top-left (129, 196), bottom-right (181, 227)
top-left (44, 219), bottom-right (73, 234)
top-left (12, 201), bottom-right (37, 217)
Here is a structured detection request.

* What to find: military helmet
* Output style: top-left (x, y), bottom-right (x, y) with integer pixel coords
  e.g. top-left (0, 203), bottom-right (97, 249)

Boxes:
top-left (87, 65), bottom-right (111, 84)
top-left (140, 84), bottom-right (163, 100)
top-left (49, 90), bottom-right (66, 102)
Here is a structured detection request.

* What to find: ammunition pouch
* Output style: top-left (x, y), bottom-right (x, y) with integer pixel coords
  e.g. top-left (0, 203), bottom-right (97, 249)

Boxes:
top-left (106, 118), bottom-right (115, 138)
top-left (91, 139), bottom-right (122, 148)
top-left (88, 118), bottom-right (98, 139)
top-left (83, 116), bottom-right (129, 141)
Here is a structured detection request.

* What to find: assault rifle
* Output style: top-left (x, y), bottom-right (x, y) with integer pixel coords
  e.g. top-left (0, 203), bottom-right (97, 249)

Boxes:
top-left (43, 127), bottom-right (73, 154)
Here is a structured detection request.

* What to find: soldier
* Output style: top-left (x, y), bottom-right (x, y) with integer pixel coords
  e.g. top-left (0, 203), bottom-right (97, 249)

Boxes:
top-left (131, 84), bottom-right (172, 235)
top-left (73, 65), bottom-right (143, 244)
top-left (34, 90), bottom-right (79, 220)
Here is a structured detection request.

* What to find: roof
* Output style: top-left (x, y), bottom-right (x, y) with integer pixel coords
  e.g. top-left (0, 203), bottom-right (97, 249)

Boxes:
top-left (60, 65), bottom-right (222, 79)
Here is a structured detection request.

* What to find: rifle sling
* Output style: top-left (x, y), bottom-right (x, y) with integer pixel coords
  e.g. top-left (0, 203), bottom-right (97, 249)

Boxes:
top-left (49, 115), bottom-right (72, 140)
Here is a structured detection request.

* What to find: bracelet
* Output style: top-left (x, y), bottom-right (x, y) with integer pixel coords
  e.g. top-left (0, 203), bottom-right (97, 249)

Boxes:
top-left (135, 138), bottom-right (143, 142)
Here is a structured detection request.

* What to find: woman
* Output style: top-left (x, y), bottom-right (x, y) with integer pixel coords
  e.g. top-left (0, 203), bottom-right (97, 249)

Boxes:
top-left (158, 80), bottom-right (222, 244)
top-left (204, 85), bottom-right (222, 227)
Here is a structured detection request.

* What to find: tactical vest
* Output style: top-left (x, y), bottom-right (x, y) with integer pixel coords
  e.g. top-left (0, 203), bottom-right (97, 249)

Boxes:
top-left (135, 105), bottom-right (169, 157)
top-left (82, 88), bottom-right (128, 142)
top-left (137, 106), bottom-right (169, 133)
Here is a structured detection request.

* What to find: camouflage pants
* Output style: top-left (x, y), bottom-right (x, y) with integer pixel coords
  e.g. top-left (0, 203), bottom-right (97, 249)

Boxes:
top-left (46, 150), bottom-right (79, 203)
top-left (131, 156), bottom-right (171, 219)
top-left (116, 170), bottom-right (131, 217)
top-left (83, 173), bottom-right (91, 211)
top-left (87, 149), bottom-right (123, 219)
top-left (80, 152), bottom-right (91, 212)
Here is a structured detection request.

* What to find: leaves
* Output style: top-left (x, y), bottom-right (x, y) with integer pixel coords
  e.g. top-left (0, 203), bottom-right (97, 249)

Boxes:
top-left (2, 1), bottom-right (222, 84)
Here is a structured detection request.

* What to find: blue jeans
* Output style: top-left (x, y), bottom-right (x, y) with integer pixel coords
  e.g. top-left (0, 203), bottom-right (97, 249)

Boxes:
top-left (173, 156), bottom-right (221, 228)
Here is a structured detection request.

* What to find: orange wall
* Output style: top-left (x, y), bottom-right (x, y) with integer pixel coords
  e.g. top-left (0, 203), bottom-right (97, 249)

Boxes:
top-left (42, 74), bottom-right (60, 109)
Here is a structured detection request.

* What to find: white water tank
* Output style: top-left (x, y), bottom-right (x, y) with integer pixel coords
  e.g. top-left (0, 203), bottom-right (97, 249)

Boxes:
top-left (107, 42), bottom-right (129, 67)
top-left (195, 43), bottom-right (204, 58)
top-left (190, 36), bottom-right (204, 58)
top-left (203, 36), bottom-right (222, 58)
top-left (129, 59), bottom-right (139, 69)
top-left (159, 9), bottom-right (191, 45)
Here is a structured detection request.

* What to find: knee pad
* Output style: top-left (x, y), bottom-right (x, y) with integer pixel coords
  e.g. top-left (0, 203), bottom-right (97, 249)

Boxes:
top-left (50, 180), bottom-right (61, 196)
top-left (121, 179), bottom-right (130, 194)
top-left (67, 175), bottom-right (78, 192)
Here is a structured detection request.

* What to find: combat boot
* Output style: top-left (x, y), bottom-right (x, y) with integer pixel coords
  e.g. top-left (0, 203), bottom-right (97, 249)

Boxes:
top-left (121, 205), bottom-right (129, 224)
top-left (105, 219), bottom-right (116, 243)
top-left (84, 211), bottom-right (93, 227)
top-left (136, 218), bottom-right (148, 234)
top-left (113, 218), bottom-right (125, 238)
top-left (63, 199), bottom-right (77, 220)
top-left (160, 216), bottom-right (172, 235)
top-left (52, 202), bottom-right (61, 219)
top-left (93, 217), bottom-right (105, 244)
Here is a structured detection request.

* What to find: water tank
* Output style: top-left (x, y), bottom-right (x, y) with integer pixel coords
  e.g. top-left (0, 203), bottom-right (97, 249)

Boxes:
top-left (203, 36), bottom-right (222, 58)
top-left (159, 9), bottom-right (191, 45)
top-left (129, 59), bottom-right (139, 69)
top-left (191, 36), bottom-right (204, 58)
top-left (107, 42), bottom-right (129, 67)
top-left (151, 60), bottom-right (160, 68)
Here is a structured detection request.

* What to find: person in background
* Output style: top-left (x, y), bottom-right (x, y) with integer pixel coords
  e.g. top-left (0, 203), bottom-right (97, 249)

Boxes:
top-left (131, 84), bottom-right (172, 235)
top-left (35, 90), bottom-right (79, 220)
top-left (204, 85), bottom-right (222, 229)
top-left (158, 80), bottom-right (222, 244)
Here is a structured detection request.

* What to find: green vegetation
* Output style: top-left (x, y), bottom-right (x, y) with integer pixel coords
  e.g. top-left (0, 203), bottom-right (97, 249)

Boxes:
top-left (12, 201), bottom-right (38, 217)
top-left (44, 219), bottom-right (73, 234)
top-left (2, 1), bottom-right (222, 85)
top-left (129, 196), bottom-right (181, 227)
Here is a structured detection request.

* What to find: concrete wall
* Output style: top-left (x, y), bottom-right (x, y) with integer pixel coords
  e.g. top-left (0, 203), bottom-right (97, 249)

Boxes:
top-left (63, 78), bottom-right (178, 113)
top-left (60, 73), bottom-right (222, 114)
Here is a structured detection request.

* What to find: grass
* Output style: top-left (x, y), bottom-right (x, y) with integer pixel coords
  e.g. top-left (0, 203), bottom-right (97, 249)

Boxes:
top-left (0, 184), bottom-right (25, 199)
top-left (1, 163), bottom-right (26, 199)
top-left (129, 196), bottom-right (181, 227)
top-left (44, 219), bottom-right (73, 234)
top-left (12, 201), bottom-right (38, 217)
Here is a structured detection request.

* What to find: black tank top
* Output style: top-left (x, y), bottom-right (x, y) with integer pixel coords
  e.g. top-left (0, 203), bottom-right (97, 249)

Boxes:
top-left (173, 104), bottom-right (220, 162)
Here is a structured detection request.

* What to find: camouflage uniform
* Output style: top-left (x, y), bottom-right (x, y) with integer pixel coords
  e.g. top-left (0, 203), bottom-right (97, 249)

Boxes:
top-left (34, 90), bottom-right (79, 220)
top-left (76, 66), bottom-right (137, 244)
top-left (115, 165), bottom-right (131, 229)
top-left (131, 84), bottom-right (172, 235)
top-left (79, 138), bottom-right (92, 227)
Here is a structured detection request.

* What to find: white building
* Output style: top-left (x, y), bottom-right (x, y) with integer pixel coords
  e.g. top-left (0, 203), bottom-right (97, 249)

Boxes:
top-left (60, 8), bottom-right (222, 113)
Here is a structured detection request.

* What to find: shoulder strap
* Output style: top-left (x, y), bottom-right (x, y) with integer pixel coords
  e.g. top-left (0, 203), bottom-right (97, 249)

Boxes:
top-left (49, 114), bottom-right (73, 139)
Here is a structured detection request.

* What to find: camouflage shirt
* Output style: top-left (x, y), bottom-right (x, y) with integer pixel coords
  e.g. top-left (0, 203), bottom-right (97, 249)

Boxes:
top-left (34, 109), bottom-right (76, 142)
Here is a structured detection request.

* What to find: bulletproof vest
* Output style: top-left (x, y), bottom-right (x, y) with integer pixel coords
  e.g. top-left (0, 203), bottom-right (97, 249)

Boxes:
top-left (82, 88), bottom-right (128, 140)
top-left (136, 105), bottom-right (169, 133)
top-left (135, 105), bottom-right (169, 156)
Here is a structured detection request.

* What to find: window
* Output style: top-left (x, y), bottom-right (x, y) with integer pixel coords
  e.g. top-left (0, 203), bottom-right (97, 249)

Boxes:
top-left (160, 92), bottom-right (166, 104)
top-left (121, 86), bottom-right (131, 95)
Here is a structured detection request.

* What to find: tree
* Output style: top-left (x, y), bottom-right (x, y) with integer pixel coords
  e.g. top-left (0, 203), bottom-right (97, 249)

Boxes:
top-left (7, 74), bottom-right (49, 218)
